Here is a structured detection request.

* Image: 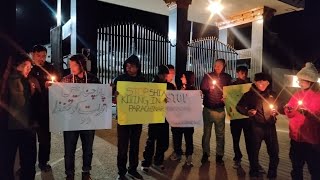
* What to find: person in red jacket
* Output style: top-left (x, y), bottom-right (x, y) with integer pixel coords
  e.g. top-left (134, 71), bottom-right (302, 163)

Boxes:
top-left (284, 62), bottom-right (320, 180)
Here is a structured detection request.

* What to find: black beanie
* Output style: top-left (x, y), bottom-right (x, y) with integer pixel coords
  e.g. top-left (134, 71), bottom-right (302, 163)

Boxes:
top-left (123, 54), bottom-right (141, 73)
top-left (254, 72), bottom-right (272, 82)
top-left (157, 64), bottom-right (169, 75)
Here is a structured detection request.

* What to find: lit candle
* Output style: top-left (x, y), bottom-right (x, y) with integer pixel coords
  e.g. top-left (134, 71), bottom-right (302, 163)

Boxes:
top-left (298, 100), bottom-right (303, 106)
top-left (212, 80), bottom-right (217, 85)
top-left (269, 104), bottom-right (274, 110)
top-left (51, 76), bottom-right (56, 83)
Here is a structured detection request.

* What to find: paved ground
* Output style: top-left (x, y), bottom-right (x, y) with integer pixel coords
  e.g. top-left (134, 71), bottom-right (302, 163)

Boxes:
top-left (23, 115), bottom-right (311, 180)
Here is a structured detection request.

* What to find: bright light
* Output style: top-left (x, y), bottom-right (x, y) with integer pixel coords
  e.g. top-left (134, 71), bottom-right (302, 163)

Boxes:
top-left (56, 14), bottom-right (62, 24)
top-left (212, 80), bottom-right (217, 85)
top-left (207, 1), bottom-right (224, 14)
top-left (298, 100), bottom-right (303, 106)
top-left (168, 31), bottom-right (176, 41)
top-left (292, 75), bottom-right (320, 87)
top-left (269, 104), bottom-right (274, 109)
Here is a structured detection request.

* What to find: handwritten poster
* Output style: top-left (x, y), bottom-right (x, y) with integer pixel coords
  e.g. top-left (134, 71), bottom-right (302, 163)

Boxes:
top-left (223, 83), bottom-right (251, 120)
top-left (166, 90), bottom-right (203, 127)
top-left (49, 83), bottom-right (112, 132)
top-left (117, 81), bottom-right (167, 125)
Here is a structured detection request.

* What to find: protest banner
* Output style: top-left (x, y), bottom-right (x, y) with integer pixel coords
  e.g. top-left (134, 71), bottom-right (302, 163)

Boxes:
top-left (166, 90), bottom-right (203, 127)
top-left (117, 81), bottom-right (166, 125)
top-left (49, 83), bottom-right (112, 132)
top-left (223, 83), bottom-right (251, 120)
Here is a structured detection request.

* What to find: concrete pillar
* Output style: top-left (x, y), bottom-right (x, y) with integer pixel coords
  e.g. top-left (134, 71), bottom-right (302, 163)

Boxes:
top-left (219, 29), bottom-right (228, 45)
top-left (251, 20), bottom-right (264, 73)
top-left (168, 0), bottom-right (191, 76)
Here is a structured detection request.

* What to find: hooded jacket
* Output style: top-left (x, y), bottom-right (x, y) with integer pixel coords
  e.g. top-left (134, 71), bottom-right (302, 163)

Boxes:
top-left (284, 89), bottom-right (320, 144)
top-left (236, 84), bottom-right (277, 125)
top-left (200, 72), bottom-right (232, 109)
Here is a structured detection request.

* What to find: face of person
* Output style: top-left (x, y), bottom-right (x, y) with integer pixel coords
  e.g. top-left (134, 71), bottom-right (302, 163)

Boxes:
top-left (255, 80), bottom-right (270, 92)
top-left (32, 51), bottom-right (47, 66)
top-left (17, 61), bottom-right (32, 78)
top-left (126, 63), bottom-right (138, 77)
top-left (237, 71), bottom-right (248, 80)
top-left (69, 60), bottom-right (83, 76)
top-left (167, 68), bottom-right (175, 83)
top-left (181, 74), bottom-right (187, 85)
top-left (214, 61), bottom-right (225, 74)
top-left (298, 79), bottom-right (312, 90)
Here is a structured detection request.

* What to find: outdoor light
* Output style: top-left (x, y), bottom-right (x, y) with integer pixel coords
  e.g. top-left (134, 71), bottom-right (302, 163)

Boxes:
top-left (208, 1), bottom-right (224, 14)
top-left (298, 100), bottom-right (303, 106)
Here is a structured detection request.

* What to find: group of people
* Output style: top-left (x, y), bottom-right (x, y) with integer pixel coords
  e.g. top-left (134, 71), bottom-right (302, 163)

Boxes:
top-left (0, 47), bottom-right (319, 180)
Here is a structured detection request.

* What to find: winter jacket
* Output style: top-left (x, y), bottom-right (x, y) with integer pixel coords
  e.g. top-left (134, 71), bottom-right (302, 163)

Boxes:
top-left (284, 89), bottom-right (320, 144)
top-left (200, 72), bottom-right (232, 109)
top-left (112, 73), bottom-right (147, 94)
top-left (152, 75), bottom-right (176, 90)
top-left (61, 72), bottom-right (100, 84)
top-left (7, 71), bottom-right (41, 130)
top-left (236, 84), bottom-right (277, 125)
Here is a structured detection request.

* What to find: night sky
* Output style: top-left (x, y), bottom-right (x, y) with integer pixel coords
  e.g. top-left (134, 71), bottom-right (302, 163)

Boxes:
top-left (15, 0), bottom-right (320, 69)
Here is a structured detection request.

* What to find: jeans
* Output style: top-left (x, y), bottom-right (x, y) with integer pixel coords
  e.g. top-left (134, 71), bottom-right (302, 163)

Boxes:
top-left (290, 140), bottom-right (320, 180)
top-left (142, 122), bottom-right (169, 167)
top-left (117, 124), bottom-right (142, 175)
top-left (63, 130), bottom-right (95, 176)
top-left (171, 127), bottom-right (194, 156)
top-left (7, 129), bottom-right (37, 180)
top-left (202, 107), bottom-right (225, 156)
top-left (230, 118), bottom-right (253, 162)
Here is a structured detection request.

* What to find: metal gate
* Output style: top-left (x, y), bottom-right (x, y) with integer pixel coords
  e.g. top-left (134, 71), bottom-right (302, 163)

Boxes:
top-left (187, 37), bottom-right (239, 88)
top-left (97, 23), bottom-right (172, 84)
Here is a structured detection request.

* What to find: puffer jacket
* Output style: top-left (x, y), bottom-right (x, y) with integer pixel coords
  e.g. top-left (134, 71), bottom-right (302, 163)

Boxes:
top-left (200, 72), bottom-right (232, 109)
top-left (236, 84), bottom-right (277, 125)
top-left (284, 89), bottom-right (320, 144)
top-left (7, 71), bottom-right (41, 130)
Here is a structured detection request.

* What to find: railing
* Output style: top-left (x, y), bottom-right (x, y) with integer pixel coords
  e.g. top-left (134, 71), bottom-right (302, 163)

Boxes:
top-left (187, 37), bottom-right (239, 88)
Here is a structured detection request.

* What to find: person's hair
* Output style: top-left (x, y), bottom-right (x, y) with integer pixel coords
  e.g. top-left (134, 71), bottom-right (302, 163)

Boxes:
top-left (70, 54), bottom-right (87, 71)
top-left (236, 65), bottom-right (248, 73)
top-left (32, 44), bottom-right (47, 53)
top-left (123, 54), bottom-right (141, 74)
top-left (166, 64), bottom-right (175, 70)
top-left (12, 53), bottom-right (32, 67)
top-left (176, 71), bottom-right (195, 89)
top-left (215, 58), bottom-right (226, 65)
top-left (254, 72), bottom-right (272, 82)
top-left (157, 64), bottom-right (169, 75)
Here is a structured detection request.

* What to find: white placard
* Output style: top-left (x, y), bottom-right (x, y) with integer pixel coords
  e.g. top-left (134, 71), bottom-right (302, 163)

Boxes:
top-left (49, 83), bottom-right (112, 132)
top-left (166, 90), bottom-right (203, 127)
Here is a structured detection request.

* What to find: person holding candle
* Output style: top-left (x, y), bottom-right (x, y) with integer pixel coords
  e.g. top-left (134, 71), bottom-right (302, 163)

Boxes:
top-left (200, 58), bottom-right (232, 165)
top-left (236, 72), bottom-right (279, 178)
top-left (284, 62), bottom-right (320, 180)
top-left (29, 45), bottom-right (60, 172)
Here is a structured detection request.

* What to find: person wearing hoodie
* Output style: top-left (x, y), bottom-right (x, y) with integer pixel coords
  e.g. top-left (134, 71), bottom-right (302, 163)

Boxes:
top-left (61, 54), bottom-right (100, 180)
top-left (112, 55), bottom-right (146, 180)
top-left (236, 72), bottom-right (279, 179)
top-left (6, 53), bottom-right (41, 180)
top-left (141, 64), bottom-right (176, 173)
top-left (284, 62), bottom-right (320, 180)
top-left (200, 58), bottom-right (232, 165)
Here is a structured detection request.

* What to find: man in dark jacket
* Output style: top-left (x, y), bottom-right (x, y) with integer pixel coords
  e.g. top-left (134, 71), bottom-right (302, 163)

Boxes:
top-left (236, 72), bottom-right (279, 178)
top-left (29, 45), bottom-right (60, 172)
top-left (200, 58), bottom-right (232, 165)
top-left (61, 54), bottom-right (100, 180)
top-left (112, 55), bottom-right (146, 180)
top-left (6, 53), bottom-right (41, 180)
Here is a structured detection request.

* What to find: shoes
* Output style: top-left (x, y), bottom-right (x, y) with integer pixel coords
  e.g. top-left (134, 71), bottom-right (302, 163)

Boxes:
top-left (82, 172), bottom-right (92, 180)
top-left (153, 164), bottom-right (165, 171)
top-left (186, 155), bottom-right (193, 166)
top-left (201, 153), bottom-right (209, 164)
top-left (232, 160), bottom-right (241, 169)
top-left (267, 170), bottom-right (277, 179)
top-left (141, 166), bottom-right (149, 173)
top-left (170, 152), bottom-right (182, 161)
top-left (216, 155), bottom-right (224, 166)
top-left (66, 175), bottom-right (75, 180)
top-left (116, 174), bottom-right (128, 180)
top-left (39, 163), bottom-right (52, 172)
top-left (128, 171), bottom-right (143, 180)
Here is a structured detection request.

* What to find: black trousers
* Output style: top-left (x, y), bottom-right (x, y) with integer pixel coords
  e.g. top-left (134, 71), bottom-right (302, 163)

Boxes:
top-left (117, 124), bottom-right (142, 176)
top-left (171, 127), bottom-right (194, 156)
top-left (142, 122), bottom-right (169, 167)
top-left (0, 129), bottom-right (10, 179)
top-left (290, 140), bottom-right (320, 180)
top-left (230, 118), bottom-right (252, 162)
top-left (251, 123), bottom-right (279, 174)
top-left (7, 129), bottom-right (37, 180)
top-left (36, 126), bottom-right (51, 165)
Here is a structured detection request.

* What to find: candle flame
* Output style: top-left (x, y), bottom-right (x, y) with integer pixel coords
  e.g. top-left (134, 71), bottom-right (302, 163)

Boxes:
top-left (212, 80), bottom-right (217, 85)
top-left (269, 104), bottom-right (274, 109)
top-left (298, 100), bottom-right (303, 105)
top-left (51, 76), bottom-right (56, 83)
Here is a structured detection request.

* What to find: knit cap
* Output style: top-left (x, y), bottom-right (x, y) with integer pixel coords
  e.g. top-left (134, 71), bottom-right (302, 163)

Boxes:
top-left (296, 62), bottom-right (319, 82)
